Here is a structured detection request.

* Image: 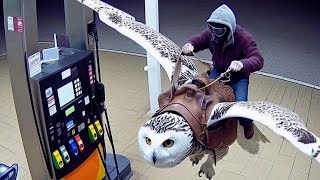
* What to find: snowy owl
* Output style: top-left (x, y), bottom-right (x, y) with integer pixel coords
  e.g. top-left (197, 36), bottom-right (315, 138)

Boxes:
top-left (76, 0), bottom-right (320, 179)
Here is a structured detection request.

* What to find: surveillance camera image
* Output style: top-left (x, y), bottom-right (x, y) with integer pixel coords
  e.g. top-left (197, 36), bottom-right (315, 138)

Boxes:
top-left (1, 0), bottom-right (319, 179)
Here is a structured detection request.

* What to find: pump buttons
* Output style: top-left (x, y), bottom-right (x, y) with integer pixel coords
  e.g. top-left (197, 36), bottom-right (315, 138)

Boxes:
top-left (88, 124), bottom-right (98, 143)
top-left (74, 134), bottom-right (85, 152)
top-left (52, 150), bottom-right (64, 170)
top-left (94, 120), bottom-right (103, 137)
top-left (59, 145), bottom-right (70, 164)
top-left (68, 139), bottom-right (79, 157)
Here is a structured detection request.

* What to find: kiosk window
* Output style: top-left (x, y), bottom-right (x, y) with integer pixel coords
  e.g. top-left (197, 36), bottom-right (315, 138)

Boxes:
top-left (58, 82), bottom-right (75, 107)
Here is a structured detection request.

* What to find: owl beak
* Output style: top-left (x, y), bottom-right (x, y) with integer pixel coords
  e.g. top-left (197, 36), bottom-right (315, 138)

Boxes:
top-left (152, 152), bottom-right (157, 164)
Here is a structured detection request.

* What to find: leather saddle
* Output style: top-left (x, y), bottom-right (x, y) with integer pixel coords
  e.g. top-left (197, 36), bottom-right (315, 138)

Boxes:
top-left (153, 55), bottom-right (238, 152)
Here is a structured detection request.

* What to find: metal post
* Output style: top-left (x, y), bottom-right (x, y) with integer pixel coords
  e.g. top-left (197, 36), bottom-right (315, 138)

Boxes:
top-left (145, 0), bottom-right (161, 113)
top-left (64, 0), bottom-right (93, 50)
top-left (3, 0), bottom-right (51, 179)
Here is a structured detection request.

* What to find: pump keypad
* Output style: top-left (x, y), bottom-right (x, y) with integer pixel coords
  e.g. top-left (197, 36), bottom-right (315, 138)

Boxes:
top-left (73, 78), bottom-right (82, 97)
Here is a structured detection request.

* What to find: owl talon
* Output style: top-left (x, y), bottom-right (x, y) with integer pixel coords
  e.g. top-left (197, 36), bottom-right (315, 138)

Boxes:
top-left (198, 170), bottom-right (212, 180)
top-left (189, 153), bottom-right (204, 166)
top-left (198, 170), bottom-right (204, 177)
top-left (199, 155), bottom-right (215, 179)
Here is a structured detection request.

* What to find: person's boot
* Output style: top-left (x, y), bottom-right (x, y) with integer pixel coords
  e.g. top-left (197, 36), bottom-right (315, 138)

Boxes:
top-left (243, 122), bottom-right (254, 139)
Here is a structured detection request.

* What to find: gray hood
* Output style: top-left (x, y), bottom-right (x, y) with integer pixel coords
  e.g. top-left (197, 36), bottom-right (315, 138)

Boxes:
top-left (207, 4), bottom-right (236, 46)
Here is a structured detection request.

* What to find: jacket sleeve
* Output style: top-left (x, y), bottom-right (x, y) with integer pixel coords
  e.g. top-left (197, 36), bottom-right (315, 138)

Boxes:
top-left (186, 28), bottom-right (212, 52)
top-left (239, 35), bottom-right (264, 74)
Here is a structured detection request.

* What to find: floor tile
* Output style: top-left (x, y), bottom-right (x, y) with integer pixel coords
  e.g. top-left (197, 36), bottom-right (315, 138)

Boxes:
top-left (289, 171), bottom-right (308, 180)
top-left (242, 158), bottom-right (272, 180)
top-left (215, 171), bottom-right (245, 180)
top-left (267, 154), bottom-right (295, 180)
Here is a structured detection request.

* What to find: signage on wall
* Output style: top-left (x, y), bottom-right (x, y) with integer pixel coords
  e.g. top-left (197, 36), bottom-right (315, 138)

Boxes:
top-left (7, 16), bottom-right (24, 33)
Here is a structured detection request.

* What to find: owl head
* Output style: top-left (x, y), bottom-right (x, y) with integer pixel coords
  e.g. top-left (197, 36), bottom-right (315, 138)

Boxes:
top-left (138, 112), bottom-right (195, 168)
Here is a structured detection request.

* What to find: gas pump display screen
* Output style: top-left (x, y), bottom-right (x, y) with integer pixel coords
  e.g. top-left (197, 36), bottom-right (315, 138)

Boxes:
top-left (57, 82), bottom-right (75, 107)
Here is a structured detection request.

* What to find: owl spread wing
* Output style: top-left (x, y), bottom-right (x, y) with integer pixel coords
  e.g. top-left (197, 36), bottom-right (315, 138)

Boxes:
top-left (207, 101), bottom-right (320, 163)
top-left (76, 0), bottom-right (198, 86)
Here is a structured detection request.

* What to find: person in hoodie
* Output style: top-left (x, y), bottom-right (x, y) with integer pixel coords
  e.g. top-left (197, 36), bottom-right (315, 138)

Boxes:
top-left (182, 4), bottom-right (264, 139)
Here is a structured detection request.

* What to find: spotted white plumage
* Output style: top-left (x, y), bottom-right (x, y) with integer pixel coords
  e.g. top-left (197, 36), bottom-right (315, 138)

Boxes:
top-left (207, 101), bottom-right (320, 163)
top-left (75, 0), bottom-right (320, 178)
top-left (76, 0), bottom-right (198, 86)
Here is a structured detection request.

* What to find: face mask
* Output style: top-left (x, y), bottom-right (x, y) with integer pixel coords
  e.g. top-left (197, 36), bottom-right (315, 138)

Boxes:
top-left (213, 34), bottom-right (228, 46)
top-left (208, 25), bottom-right (227, 37)
top-left (208, 23), bottom-right (229, 46)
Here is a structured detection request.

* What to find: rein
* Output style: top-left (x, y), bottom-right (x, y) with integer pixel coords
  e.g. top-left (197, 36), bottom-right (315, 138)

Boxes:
top-left (177, 51), bottom-right (232, 90)
top-left (199, 68), bottom-right (231, 90)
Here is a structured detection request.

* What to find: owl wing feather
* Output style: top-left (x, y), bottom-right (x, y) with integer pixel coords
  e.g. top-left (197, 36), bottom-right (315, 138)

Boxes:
top-left (207, 101), bottom-right (320, 163)
top-left (76, 0), bottom-right (198, 86)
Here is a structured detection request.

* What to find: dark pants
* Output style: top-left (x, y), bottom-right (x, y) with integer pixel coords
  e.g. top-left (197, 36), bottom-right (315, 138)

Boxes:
top-left (209, 68), bottom-right (253, 127)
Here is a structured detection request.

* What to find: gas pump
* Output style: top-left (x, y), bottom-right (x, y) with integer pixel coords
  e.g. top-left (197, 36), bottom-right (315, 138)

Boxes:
top-left (28, 27), bottom-right (133, 180)
top-left (30, 48), bottom-right (107, 179)
top-left (4, 0), bottom-right (133, 179)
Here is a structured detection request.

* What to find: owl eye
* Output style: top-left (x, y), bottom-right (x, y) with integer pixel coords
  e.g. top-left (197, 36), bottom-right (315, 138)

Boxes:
top-left (145, 137), bottom-right (152, 145)
top-left (163, 139), bottom-right (174, 148)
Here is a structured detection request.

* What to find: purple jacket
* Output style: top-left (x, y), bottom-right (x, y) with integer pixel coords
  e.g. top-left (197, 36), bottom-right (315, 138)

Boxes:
top-left (187, 25), bottom-right (264, 80)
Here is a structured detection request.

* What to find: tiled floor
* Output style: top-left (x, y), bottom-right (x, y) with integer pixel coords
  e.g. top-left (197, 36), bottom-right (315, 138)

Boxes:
top-left (1, 52), bottom-right (320, 180)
